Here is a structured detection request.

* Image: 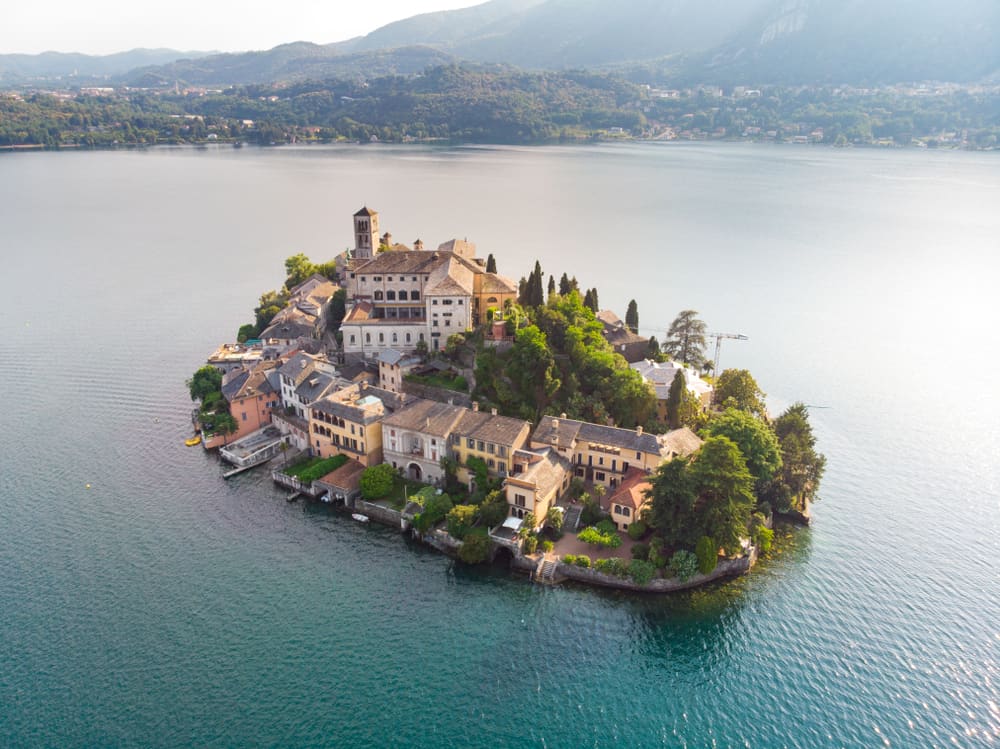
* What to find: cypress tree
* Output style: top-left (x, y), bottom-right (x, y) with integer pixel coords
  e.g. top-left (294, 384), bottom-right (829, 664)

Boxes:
top-left (547, 274), bottom-right (556, 298)
top-left (626, 299), bottom-right (639, 333)
top-left (559, 273), bottom-right (571, 295)
top-left (486, 253), bottom-right (497, 273)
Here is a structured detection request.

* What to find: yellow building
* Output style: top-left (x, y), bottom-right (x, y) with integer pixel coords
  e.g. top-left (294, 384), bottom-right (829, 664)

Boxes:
top-left (309, 384), bottom-right (400, 466)
top-left (449, 404), bottom-right (531, 489)
top-left (530, 415), bottom-right (702, 491)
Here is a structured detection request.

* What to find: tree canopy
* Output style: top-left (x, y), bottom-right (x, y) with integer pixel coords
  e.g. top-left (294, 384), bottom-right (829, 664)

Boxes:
top-left (625, 299), bottom-right (639, 334)
top-left (663, 310), bottom-right (708, 368)
top-left (714, 368), bottom-right (768, 419)
top-left (760, 403), bottom-right (827, 512)
top-left (188, 365), bottom-right (222, 402)
top-left (703, 407), bottom-right (782, 486)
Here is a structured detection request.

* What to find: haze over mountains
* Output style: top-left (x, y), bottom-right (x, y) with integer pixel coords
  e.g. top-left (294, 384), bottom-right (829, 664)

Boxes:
top-left (3, 0), bottom-right (998, 86)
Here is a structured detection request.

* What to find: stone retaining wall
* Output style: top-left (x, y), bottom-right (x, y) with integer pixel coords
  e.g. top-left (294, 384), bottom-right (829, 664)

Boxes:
top-left (556, 549), bottom-right (756, 593)
top-left (354, 499), bottom-right (404, 529)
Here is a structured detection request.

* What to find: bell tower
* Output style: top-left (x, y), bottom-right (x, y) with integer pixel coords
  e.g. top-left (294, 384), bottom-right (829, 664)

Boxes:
top-left (353, 206), bottom-right (379, 260)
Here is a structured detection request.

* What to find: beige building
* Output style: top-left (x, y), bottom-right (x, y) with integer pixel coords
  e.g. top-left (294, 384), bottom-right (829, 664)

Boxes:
top-left (504, 447), bottom-right (572, 526)
top-left (602, 467), bottom-right (653, 531)
top-left (382, 399), bottom-right (467, 485)
top-left (630, 358), bottom-right (713, 422)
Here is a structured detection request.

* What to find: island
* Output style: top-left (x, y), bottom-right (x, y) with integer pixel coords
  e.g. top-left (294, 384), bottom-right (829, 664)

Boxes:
top-left (186, 206), bottom-right (826, 592)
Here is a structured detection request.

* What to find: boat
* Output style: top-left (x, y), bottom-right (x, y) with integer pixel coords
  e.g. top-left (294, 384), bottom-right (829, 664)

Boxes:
top-left (351, 513), bottom-right (369, 523)
top-left (320, 492), bottom-right (332, 504)
top-left (184, 435), bottom-right (202, 446)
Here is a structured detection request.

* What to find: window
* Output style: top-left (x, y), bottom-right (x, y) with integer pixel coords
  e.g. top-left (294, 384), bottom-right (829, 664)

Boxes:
top-left (398, 291), bottom-right (408, 300)
top-left (392, 333), bottom-right (398, 343)
top-left (445, 320), bottom-right (451, 327)
top-left (636, 451), bottom-right (642, 459)
top-left (412, 291), bottom-right (420, 301)
top-left (432, 299), bottom-right (439, 305)
top-left (487, 459), bottom-right (495, 469)
top-left (596, 471), bottom-right (606, 481)
top-left (366, 333), bottom-right (371, 343)
top-left (443, 299), bottom-right (453, 305)
top-left (487, 443), bottom-right (495, 454)
top-left (350, 335), bottom-right (356, 344)
top-left (499, 446), bottom-right (507, 457)
top-left (477, 441), bottom-right (485, 451)
top-left (242, 412), bottom-right (247, 421)
top-left (598, 456), bottom-right (604, 466)
top-left (379, 333), bottom-right (384, 343)
top-left (374, 290), bottom-right (383, 300)
top-left (386, 291), bottom-right (396, 301)
top-left (498, 462), bottom-right (506, 473)
top-left (373, 276), bottom-right (382, 282)
top-left (361, 276), bottom-right (366, 282)
top-left (387, 277), bottom-right (393, 282)
top-left (433, 320), bottom-right (439, 327)
top-left (405, 333), bottom-right (411, 343)
top-left (458, 299), bottom-right (463, 305)
top-left (419, 333), bottom-right (425, 341)
top-left (467, 438), bottom-right (475, 448)
top-left (515, 494), bottom-right (526, 508)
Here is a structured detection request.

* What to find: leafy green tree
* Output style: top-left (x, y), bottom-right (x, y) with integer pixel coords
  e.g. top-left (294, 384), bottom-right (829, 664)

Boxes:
top-left (761, 403), bottom-right (826, 512)
top-left (695, 536), bottom-right (718, 574)
top-left (187, 365), bottom-right (222, 401)
top-left (413, 492), bottom-right (454, 534)
top-left (583, 287), bottom-right (599, 312)
top-left (284, 253), bottom-right (318, 288)
top-left (647, 458), bottom-right (697, 547)
top-left (237, 323), bottom-right (258, 343)
top-left (668, 550), bottom-right (698, 581)
top-left (212, 412), bottom-right (239, 442)
top-left (328, 288), bottom-right (347, 331)
top-left (477, 490), bottom-right (509, 527)
top-left (359, 463), bottom-right (396, 500)
top-left (628, 559), bottom-right (656, 585)
top-left (486, 253), bottom-right (497, 273)
top-left (713, 368), bottom-right (768, 418)
top-left (545, 506), bottom-right (564, 533)
top-left (663, 310), bottom-right (708, 368)
top-left (625, 299), bottom-right (639, 333)
top-left (703, 407), bottom-right (782, 485)
top-left (647, 336), bottom-right (665, 361)
top-left (688, 436), bottom-right (755, 554)
top-left (458, 529), bottom-right (490, 564)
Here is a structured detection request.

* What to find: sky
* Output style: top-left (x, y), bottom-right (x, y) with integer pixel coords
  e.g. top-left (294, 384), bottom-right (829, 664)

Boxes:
top-left (2, 0), bottom-right (481, 56)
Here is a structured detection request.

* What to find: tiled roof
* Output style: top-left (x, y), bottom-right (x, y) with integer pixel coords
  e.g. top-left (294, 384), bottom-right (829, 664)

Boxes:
top-left (312, 391), bottom-right (385, 426)
top-left (508, 447), bottom-right (571, 499)
top-left (382, 398), bottom-right (465, 437)
top-left (480, 273), bottom-right (518, 294)
top-left (295, 372), bottom-right (337, 404)
top-left (354, 206), bottom-right (377, 217)
top-left (604, 467), bottom-right (652, 512)
top-left (316, 458), bottom-right (366, 493)
top-left (533, 415), bottom-right (662, 455)
top-left (453, 409), bottom-right (530, 447)
top-left (261, 318), bottom-right (316, 341)
top-left (658, 427), bottom-right (703, 459)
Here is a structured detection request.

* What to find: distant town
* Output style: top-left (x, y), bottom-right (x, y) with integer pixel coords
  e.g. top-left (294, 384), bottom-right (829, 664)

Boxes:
top-left (187, 206), bottom-right (826, 592)
top-left (4, 69), bottom-right (998, 150)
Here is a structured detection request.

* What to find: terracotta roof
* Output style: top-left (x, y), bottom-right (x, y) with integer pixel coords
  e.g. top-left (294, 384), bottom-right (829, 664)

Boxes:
top-left (343, 301), bottom-right (374, 322)
top-left (354, 206), bottom-right (377, 217)
top-left (382, 398), bottom-right (466, 437)
top-left (604, 467), bottom-right (652, 512)
top-left (316, 458), bottom-right (366, 493)
top-left (507, 447), bottom-right (571, 499)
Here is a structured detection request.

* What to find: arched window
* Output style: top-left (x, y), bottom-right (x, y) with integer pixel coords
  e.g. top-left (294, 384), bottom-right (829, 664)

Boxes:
top-left (379, 333), bottom-right (384, 343)
top-left (365, 333), bottom-right (371, 343)
top-left (392, 333), bottom-right (398, 343)
top-left (398, 290), bottom-right (408, 300)
top-left (405, 333), bottom-right (411, 343)
top-left (411, 291), bottom-right (420, 301)
top-left (386, 290), bottom-right (396, 301)
top-left (374, 290), bottom-right (383, 301)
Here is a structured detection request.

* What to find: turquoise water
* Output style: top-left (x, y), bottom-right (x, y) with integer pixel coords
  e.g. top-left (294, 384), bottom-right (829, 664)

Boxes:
top-left (1, 144), bottom-right (997, 747)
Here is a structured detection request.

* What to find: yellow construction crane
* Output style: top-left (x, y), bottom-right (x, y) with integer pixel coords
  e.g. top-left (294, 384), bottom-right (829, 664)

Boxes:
top-left (709, 332), bottom-right (748, 375)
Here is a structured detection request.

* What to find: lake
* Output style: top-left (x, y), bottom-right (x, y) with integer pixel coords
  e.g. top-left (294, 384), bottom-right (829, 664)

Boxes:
top-left (0, 142), bottom-right (997, 747)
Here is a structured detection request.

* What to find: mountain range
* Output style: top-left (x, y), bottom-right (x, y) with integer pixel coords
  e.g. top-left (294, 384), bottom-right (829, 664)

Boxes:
top-left (3, 0), bottom-right (998, 87)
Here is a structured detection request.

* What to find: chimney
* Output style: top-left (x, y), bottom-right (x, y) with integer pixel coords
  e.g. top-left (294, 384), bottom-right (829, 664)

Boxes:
top-left (636, 425), bottom-right (644, 436)
top-left (414, 239), bottom-right (424, 250)
top-left (425, 416), bottom-right (431, 429)
top-left (491, 408), bottom-right (497, 416)
top-left (472, 402), bottom-right (479, 412)
top-left (551, 418), bottom-right (559, 431)
top-left (560, 413), bottom-right (567, 419)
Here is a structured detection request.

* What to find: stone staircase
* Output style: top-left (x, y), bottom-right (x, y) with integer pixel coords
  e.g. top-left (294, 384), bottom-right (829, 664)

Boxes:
top-left (535, 556), bottom-right (558, 584)
top-left (560, 504), bottom-right (582, 534)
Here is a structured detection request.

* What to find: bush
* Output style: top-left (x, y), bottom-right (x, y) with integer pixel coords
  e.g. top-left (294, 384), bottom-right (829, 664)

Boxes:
top-left (695, 536), bottom-right (718, 574)
top-left (627, 520), bottom-right (648, 540)
top-left (360, 463), bottom-right (396, 500)
top-left (541, 540), bottom-right (554, 553)
top-left (545, 506), bottom-right (564, 533)
top-left (596, 519), bottom-right (617, 535)
top-left (458, 529), bottom-right (490, 564)
top-left (668, 550), bottom-right (698, 581)
top-left (754, 525), bottom-right (774, 554)
top-left (562, 554), bottom-right (577, 565)
top-left (284, 454), bottom-right (348, 483)
top-left (594, 557), bottom-right (627, 577)
top-left (446, 504), bottom-right (477, 540)
top-left (578, 525), bottom-right (623, 549)
top-left (574, 555), bottom-right (591, 568)
top-left (580, 496), bottom-right (604, 526)
top-left (523, 535), bottom-right (538, 554)
top-left (412, 492), bottom-right (453, 534)
top-left (631, 542), bottom-right (650, 561)
top-left (628, 559), bottom-right (656, 586)
top-left (476, 491), bottom-right (509, 527)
